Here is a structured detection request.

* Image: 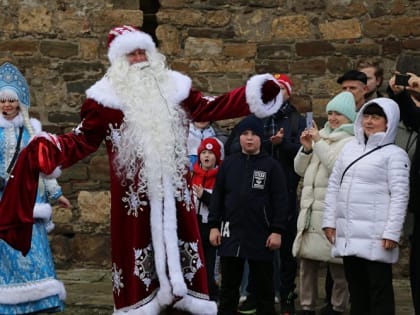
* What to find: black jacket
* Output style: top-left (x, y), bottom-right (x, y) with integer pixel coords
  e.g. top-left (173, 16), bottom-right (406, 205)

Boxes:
top-left (388, 87), bottom-right (419, 214)
top-left (208, 151), bottom-right (289, 261)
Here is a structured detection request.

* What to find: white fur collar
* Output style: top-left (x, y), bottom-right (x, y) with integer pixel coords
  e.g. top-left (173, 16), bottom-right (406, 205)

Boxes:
top-left (86, 70), bottom-right (192, 112)
top-left (0, 113), bottom-right (41, 133)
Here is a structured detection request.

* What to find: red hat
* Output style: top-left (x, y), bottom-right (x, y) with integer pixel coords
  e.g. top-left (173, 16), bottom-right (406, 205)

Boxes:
top-left (273, 73), bottom-right (293, 96)
top-left (197, 137), bottom-right (223, 166)
top-left (107, 25), bottom-right (156, 64)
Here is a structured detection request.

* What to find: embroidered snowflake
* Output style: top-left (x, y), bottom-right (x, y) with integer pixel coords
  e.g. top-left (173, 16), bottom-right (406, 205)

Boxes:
top-left (133, 244), bottom-right (156, 291)
top-left (72, 119), bottom-right (85, 135)
top-left (112, 262), bottom-right (124, 295)
top-left (122, 186), bottom-right (148, 217)
top-left (179, 239), bottom-right (203, 285)
top-left (106, 123), bottom-right (122, 152)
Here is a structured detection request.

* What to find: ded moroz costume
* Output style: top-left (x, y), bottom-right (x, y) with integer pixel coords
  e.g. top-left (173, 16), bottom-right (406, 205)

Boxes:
top-left (0, 26), bottom-right (284, 315)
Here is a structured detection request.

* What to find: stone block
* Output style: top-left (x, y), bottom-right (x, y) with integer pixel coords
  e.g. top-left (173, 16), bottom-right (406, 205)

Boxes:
top-left (320, 19), bottom-right (361, 40)
top-left (18, 6), bottom-right (52, 33)
top-left (40, 41), bottom-right (78, 58)
top-left (207, 10), bottom-right (231, 27)
top-left (155, 25), bottom-right (181, 55)
top-left (290, 60), bottom-right (326, 75)
top-left (327, 56), bottom-right (352, 75)
top-left (257, 44), bottom-right (292, 59)
top-left (295, 41), bottom-right (335, 57)
top-left (272, 15), bottom-right (312, 40)
top-left (60, 163), bottom-right (89, 181)
top-left (184, 37), bottom-right (223, 57)
top-left (232, 9), bottom-right (273, 41)
top-left (78, 191), bottom-right (111, 224)
top-left (90, 9), bottom-right (143, 33)
top-left (72, 234), bottom-right (111, 266)
top-left (90, 156), bottom-right (110, 182)
top-left (0, 40), bottom-right (38, 56)
top-left (221, 43), bottom-right (256, 58)
top-left (157, 9), bottom-right (205, 25)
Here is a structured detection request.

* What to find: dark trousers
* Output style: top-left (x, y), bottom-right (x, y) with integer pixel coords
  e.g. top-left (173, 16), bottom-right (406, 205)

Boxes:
top-left (199, 221), bottom-right (218, 301)
top-left (343, 256), bottom-right (395, 315)
top-left (410, 217), bottom-right (420, 314)
top-left (218, 256), bottom-right (276, 315)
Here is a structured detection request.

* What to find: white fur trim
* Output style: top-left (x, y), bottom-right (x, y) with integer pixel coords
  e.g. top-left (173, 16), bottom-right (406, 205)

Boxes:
top-left (86, 77), bottom-right (124, 110)
top-left (245, 73), bottom-right (283, 118)
top-left (40, 166), bottom-right (62, 179)
top-left (30, 118), bottom-right (42, 134)
top-left (0, 278), bottom-right (66, 304)
top-left (149, 194), bottom-right (172, 306)
top-left (112, 295), bottom-right (161, 314)
top-left (33, 202), bottom-right (52, 220)
top-left (166, 70), bottom-right (192, 105)
top-left (162, 175), bottom-right (187, 297)
top-left (86, 72), bottom-right (191, 113)
top-left (174, 294), bottom-right (217, 315)
top-left (108, 31), bottom-right (156, 64)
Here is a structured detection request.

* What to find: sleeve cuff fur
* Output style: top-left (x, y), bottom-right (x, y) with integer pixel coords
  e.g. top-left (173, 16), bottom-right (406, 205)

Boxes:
top-left (245, 73), bottom-right (283, 118)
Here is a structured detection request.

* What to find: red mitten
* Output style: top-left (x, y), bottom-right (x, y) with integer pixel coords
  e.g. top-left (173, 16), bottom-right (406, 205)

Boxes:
top-left (261, 79), bottom-right (280, 103)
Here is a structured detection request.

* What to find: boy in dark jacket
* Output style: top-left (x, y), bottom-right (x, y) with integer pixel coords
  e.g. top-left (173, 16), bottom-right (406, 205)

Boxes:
top-left (209, 115), bottom-right (289, 315)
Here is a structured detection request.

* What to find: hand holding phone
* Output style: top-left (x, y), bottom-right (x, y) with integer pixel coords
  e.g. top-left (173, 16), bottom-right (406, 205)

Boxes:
top-left (395, 73), bottom-right (411, 87)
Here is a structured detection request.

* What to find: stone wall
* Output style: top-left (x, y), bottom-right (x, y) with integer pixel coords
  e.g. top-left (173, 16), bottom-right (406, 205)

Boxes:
top-left (0, 0), bottom-right (419, 272)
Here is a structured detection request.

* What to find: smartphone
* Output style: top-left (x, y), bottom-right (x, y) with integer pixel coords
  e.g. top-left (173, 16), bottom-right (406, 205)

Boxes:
top-left (306, 112), bottom-right (313, 129)
top-left (395, 73), bottom-right (411, 87)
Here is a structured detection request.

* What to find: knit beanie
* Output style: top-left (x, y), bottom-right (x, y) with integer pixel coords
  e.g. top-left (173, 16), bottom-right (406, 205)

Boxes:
top-left (326, 91), bottom-right (357, 122)
top-left (197, 137), bottom-right (223, 165)
top-left (236, 115), bottom-right (264, 140)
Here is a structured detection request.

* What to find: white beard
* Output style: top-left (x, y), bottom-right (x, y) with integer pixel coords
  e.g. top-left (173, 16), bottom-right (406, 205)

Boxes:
top-left (109, 57), bottom-right (189, 200)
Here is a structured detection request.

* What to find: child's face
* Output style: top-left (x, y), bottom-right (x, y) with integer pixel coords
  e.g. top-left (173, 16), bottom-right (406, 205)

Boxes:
top-left (240, 130), bottom-right (261, 155)
top-left (199, 150), bottom-right (217, 170)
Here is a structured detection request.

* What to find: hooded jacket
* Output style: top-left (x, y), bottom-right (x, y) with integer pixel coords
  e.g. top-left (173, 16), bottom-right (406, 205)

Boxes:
top-left (322, 98), bottom-right (410, 263)
top-left (208, 150), bottom-right (288, 262)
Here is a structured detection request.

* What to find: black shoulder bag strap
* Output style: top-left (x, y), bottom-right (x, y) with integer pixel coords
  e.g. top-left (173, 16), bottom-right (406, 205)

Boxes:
top-left (339, 143), bottom-right (393, 185)
top-left (6, 127), bottom-right (24, 174)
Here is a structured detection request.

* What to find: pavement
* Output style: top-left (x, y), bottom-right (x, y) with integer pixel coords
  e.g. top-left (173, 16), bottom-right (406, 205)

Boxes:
top-left (56, 268), bottom-right (414, 315)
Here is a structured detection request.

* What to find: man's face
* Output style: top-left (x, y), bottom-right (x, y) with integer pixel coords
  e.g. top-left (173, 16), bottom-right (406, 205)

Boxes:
top-left (127, 49), bottom-right (148, 65)
top-left (341, 80), bottom-right (367, 110)
top-left (359, 66), bottom-right (381, 95)
top-left (240, 130), bottom-right (261, 155)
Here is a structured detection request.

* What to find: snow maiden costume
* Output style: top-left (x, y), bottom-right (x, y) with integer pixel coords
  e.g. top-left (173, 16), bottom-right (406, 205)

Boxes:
top-left (0, 26), bottom-right (283, 315)
top-left (0, 62), bottom-right (66, 314)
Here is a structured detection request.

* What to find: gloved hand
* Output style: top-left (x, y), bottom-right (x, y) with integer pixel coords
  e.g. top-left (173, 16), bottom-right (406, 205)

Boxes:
top-left (261, 79), bottom-right (280, 103)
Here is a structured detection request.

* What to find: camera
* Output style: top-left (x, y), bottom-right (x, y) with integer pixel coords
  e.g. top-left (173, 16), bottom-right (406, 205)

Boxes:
top-left (395, 73), bottom-right (411, 87)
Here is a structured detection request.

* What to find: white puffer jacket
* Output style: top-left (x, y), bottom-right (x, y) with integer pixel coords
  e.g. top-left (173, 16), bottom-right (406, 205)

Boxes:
top-left (293, 126), bottom-right (354, 262)
top-left (323, 98), bottom-right (410, 263)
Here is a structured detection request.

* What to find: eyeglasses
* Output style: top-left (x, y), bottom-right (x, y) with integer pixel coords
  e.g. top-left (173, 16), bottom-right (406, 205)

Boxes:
top-left (0, 99), bottom-right (18, 104)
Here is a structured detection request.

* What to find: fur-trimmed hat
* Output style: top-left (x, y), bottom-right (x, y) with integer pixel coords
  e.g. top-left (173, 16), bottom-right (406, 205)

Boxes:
top-left (197, 137), bottom-right (223, 165)
top-left (107, 25), bottom-right (156, 64)
top-left (237, 115), bottom-right (264, 140)
top-left (0, 62), bottom-right (30, 108)
top-left (273, 73), bottom-right (293, 96)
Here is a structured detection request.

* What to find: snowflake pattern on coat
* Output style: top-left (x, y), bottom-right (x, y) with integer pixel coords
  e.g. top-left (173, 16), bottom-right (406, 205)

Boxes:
top-left (112, 262), bottom-right (124, 296)
top-left (179, 240), bottom-right (203, 285)
top-left (133, 244), bottom-right (156, 291)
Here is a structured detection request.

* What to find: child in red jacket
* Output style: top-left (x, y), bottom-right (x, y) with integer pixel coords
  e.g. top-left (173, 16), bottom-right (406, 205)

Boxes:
top-left (191, 137), bottom-right (223, 301)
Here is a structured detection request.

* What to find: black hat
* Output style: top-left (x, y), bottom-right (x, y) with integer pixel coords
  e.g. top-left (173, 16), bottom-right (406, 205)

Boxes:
top-left (237, 115), bottom-right (264, 140)
top-left (337, 70), bottom-right (368, 85)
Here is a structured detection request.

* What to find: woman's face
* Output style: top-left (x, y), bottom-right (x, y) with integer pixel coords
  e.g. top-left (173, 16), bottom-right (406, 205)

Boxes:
top-left (327, 111), bottom-right (350, 129)
top-left (0, 98), bottom-right (19, 120)
top-left (362, 113), bottom-right (387, 136)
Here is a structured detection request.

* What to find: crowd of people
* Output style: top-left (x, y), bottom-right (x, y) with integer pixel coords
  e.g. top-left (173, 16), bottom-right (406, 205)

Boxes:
top-left (0, 24), bottom-right (419, 315)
